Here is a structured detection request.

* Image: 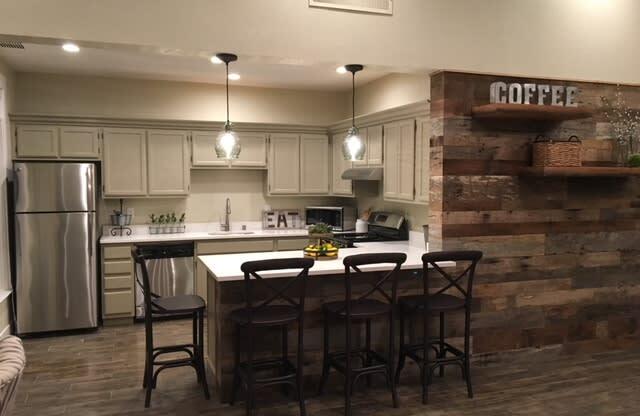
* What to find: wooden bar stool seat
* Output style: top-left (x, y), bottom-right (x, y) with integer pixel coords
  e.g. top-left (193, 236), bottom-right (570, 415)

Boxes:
top-left (399, 293), bottom-right (466, 312)
top-left (318, 252), bottom-right (407, 416)
top-left (229, 257), bottom-right (314, 416)
top-left (230, 304), bottom-right (299, 326)
top-left (152, 294), bottom-right (205, 313)
top-left (323, 299), bottom-right (391, 318)
top-left (395, 250), bottom-right (482, 405)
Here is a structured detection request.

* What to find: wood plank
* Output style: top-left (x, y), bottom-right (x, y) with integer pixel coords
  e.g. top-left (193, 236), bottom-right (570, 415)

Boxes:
top-left (472, 103), bottom-right (592, 121)
top-left (520, 166), bottom-right (640, 177)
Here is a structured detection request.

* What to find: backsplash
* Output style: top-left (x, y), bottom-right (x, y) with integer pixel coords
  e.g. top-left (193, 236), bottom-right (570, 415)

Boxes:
top-left (100, 169), bottom-right (349, 226)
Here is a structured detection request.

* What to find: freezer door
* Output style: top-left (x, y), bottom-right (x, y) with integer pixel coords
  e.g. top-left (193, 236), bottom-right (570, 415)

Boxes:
top-left (16, 212), bottom-right (97, 334)
top-left (14, 162), bottom-right (96, 213)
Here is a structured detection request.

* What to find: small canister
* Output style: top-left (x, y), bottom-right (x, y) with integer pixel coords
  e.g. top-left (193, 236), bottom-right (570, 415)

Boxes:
top-left (356, 219), bottom-right (368, 234)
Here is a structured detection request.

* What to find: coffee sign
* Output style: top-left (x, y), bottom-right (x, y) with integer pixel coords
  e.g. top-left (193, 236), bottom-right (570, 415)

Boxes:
top-left (490, 82), bottom-right (579, 107)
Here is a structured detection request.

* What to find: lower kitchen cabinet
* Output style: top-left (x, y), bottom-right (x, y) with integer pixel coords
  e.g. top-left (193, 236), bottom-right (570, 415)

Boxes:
top-left (147, 130), bottom-right (190, 195)
top-left (383, 119), bottom-right (416, 201)
top-left (102, 244), bottom-right (135, 320)
top-left (102, 128), bottom-right (148, 197)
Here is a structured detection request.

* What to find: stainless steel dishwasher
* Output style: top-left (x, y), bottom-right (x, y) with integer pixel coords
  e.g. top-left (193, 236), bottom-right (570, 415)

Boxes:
top-left (134, 242), bottom-right (195, 319)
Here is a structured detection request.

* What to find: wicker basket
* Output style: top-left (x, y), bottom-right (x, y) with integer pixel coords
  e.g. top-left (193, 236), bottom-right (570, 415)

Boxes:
top-left (532, 135), bottom-right (582, 167)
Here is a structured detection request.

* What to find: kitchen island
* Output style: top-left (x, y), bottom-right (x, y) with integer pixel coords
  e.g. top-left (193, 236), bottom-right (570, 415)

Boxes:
top-left (199, 241), bottom-right (455, 401)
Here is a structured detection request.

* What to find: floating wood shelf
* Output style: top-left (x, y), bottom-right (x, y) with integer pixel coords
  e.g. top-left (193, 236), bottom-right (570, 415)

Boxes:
top-left (519, 166), bottom-right (640, 177)
top-left (472, 104), bottom-right (591, 121)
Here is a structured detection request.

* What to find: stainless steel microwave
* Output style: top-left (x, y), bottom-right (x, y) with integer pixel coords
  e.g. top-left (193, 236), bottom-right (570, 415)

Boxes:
top-left (305, 206), bottom-right (356, 232)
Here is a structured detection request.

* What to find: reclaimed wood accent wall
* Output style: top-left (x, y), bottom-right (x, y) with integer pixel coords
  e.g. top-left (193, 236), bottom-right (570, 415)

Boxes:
top-left (429, 71), bottom-right (640, 354)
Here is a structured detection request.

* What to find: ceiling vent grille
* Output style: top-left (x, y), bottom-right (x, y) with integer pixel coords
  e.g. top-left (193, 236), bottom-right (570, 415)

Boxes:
top-left (309, 0), bottom-right (393, 15)
top-left (0, 41), bottom-right (24, 49)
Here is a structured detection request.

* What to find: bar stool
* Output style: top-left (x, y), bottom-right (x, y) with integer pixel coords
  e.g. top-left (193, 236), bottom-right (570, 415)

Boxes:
top-left (131, 248), bottom-right (210, 408)
top-left (229, 257), bottom-right (314, 416)
top-left (395, 250), bottom-right (482, 404)
top-left (318, 253), bottom-right (407, 416)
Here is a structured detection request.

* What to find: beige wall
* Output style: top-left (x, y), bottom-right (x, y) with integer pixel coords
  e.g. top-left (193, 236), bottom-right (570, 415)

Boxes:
top-left (352, 73), bottom-right (429, 117)
top-left (14, 72), bottom-right (347, 126)
top-left (354, 181), bottom-right (428, 232)
top-left (101, 169), bottom-right (350, 226)
top-left (0, 58), bottom-right (15, 332)
top-left (1, 0), bottom-right (639, 84)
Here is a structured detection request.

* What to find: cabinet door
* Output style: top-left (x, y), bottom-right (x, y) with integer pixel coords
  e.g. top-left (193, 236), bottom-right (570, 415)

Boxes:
top-left (414, 117), bottom-right (430, 203)
top-left (103, 128), bottom-right (147, 197)
top-left (191, 131), bottom-right (229, 167)
top-left (268, 134), bottom-right (300, 194)
top-left (397, 119), bottom-right (416, 201)
top-left (147, 130), bottom-right (190, 196)
top-left (232, 133), bottom-right (267, 168)
top-left (300, 134), bottom-right (329, 194)
top-left (367, 125), bottom-right (384, 166)
top-left (59, 126), bottom-right (100, 158)
top-left (331, 132), bottom-right (353, 196)
top-left (351, 129), bottom-right (367, 166)
top-left (16, 125), bottom-right (59, 158)
top-left (383, 122), bottom-right (400, 200)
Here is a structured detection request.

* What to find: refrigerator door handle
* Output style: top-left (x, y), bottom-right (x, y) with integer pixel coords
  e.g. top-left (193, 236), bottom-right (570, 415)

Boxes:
top-left (88, 214), bottom-right (93, 258)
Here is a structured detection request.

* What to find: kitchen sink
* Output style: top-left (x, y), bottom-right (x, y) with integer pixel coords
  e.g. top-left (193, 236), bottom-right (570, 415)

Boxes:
top-left (208, 231), bottom-right (256, 236)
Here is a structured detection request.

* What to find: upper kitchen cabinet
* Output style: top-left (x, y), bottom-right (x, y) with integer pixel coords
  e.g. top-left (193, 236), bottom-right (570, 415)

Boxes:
top-left (353, 125), bottom-right (383, 167)
top-left (383, 119), bottom-right (415, 201)
top-left (14, 125), bottom-right (101, 159)
top-left (102, 128), bottom-right (148, 197)
top-left (414, 117), bottom-right (431, 203)
top-left (15, 125), bottom-right (59, 158)
top-left (330, 132), bottom-right (353, 196)
top-left (300, 134), bottom-right (330, 194)
top-left (191, 131), bottom-right (267, 168)
top-left (147, 130), bottom-right (190, 196)
top-left (268, 133), bottom-right (300, 194)
top-left (59, 126), bottom-right (101, 158)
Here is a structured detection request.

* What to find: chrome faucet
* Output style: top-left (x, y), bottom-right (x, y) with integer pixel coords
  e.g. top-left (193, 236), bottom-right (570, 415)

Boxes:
top-left (220, 198), bottom-right (231, 231)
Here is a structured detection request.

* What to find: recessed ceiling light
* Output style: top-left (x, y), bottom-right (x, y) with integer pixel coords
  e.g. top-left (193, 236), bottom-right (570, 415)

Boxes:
top-left (336, 66), bottom-right (347, 74)
top-left (210, 55), bottom-right (223, 64)
top-left (62, 43), bottom-right (80, 53)
top-left (228, 73), bottom-right (240, 81)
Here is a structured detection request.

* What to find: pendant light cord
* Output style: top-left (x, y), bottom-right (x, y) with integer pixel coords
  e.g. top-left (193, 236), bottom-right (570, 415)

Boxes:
top-left (225, 62), bottom-right (230, 126)
top-left (352, 71), bottom-right (356, 128)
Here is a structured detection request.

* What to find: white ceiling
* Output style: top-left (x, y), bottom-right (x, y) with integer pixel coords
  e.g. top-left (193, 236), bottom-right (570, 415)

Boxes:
top-left (0, 42), bottom-right (391, 91)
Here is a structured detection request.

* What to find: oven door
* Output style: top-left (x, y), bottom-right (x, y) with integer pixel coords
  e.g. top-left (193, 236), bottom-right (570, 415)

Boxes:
top-left (305, 208), bottom-right (344, 231)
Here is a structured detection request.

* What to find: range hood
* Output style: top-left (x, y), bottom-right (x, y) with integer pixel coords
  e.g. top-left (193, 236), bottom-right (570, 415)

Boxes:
top-left (341, 167), bottom-right (383, 181)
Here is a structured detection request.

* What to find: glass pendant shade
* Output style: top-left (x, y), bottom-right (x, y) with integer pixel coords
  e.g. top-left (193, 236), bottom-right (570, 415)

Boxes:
top-left (342, 126), bottom-right (366, 161)
top-left (215, 124), bottom-right (241, 159)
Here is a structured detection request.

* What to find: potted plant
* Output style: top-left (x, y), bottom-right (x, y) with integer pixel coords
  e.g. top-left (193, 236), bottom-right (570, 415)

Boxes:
top-left (629, 154), bottom-right (640, 168)
top-left (158, 214), bottom-right (166, 234)
top-left (149, 214), bottom-right (158, 234)
top-left (305, 223), bottom-right (338, 259)
top-left (178, 213), bottom-right (186, 233)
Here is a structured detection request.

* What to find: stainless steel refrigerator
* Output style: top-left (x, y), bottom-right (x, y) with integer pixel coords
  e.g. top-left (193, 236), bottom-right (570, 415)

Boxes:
top-left (14, 162), bottom-right (98, 334)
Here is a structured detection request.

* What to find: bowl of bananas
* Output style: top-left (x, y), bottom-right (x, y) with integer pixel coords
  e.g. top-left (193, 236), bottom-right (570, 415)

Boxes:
top-left (304, 223), bottom-right (339, 260)
top-left (304, 241), bottom-right (339, 260)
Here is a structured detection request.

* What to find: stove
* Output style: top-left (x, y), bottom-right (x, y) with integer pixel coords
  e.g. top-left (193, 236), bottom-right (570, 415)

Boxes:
top-left (332, 211), bottom-right (408, 247)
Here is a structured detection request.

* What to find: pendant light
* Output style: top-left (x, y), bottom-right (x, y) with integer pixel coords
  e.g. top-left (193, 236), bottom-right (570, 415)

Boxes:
top-left (342, 64), bottom-right (366, 161)
top-left (214, 53), bottom-right (241, 160)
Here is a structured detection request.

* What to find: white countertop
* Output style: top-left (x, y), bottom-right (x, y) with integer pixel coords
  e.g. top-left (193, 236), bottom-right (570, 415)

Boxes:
top-left (100, 223), bottom-right (309, 244)
top-left (199, 241), bottom-right (453, 282)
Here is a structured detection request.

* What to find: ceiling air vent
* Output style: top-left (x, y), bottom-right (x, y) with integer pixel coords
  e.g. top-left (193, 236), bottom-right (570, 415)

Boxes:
top-left (309, 0), bottom-right (393, 15)
top-left (0, 41), bottom-right (24, 49)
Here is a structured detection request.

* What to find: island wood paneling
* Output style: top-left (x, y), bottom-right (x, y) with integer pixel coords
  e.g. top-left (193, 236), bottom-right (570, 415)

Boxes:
top-left (429, 71), bottom-right (640, 355)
